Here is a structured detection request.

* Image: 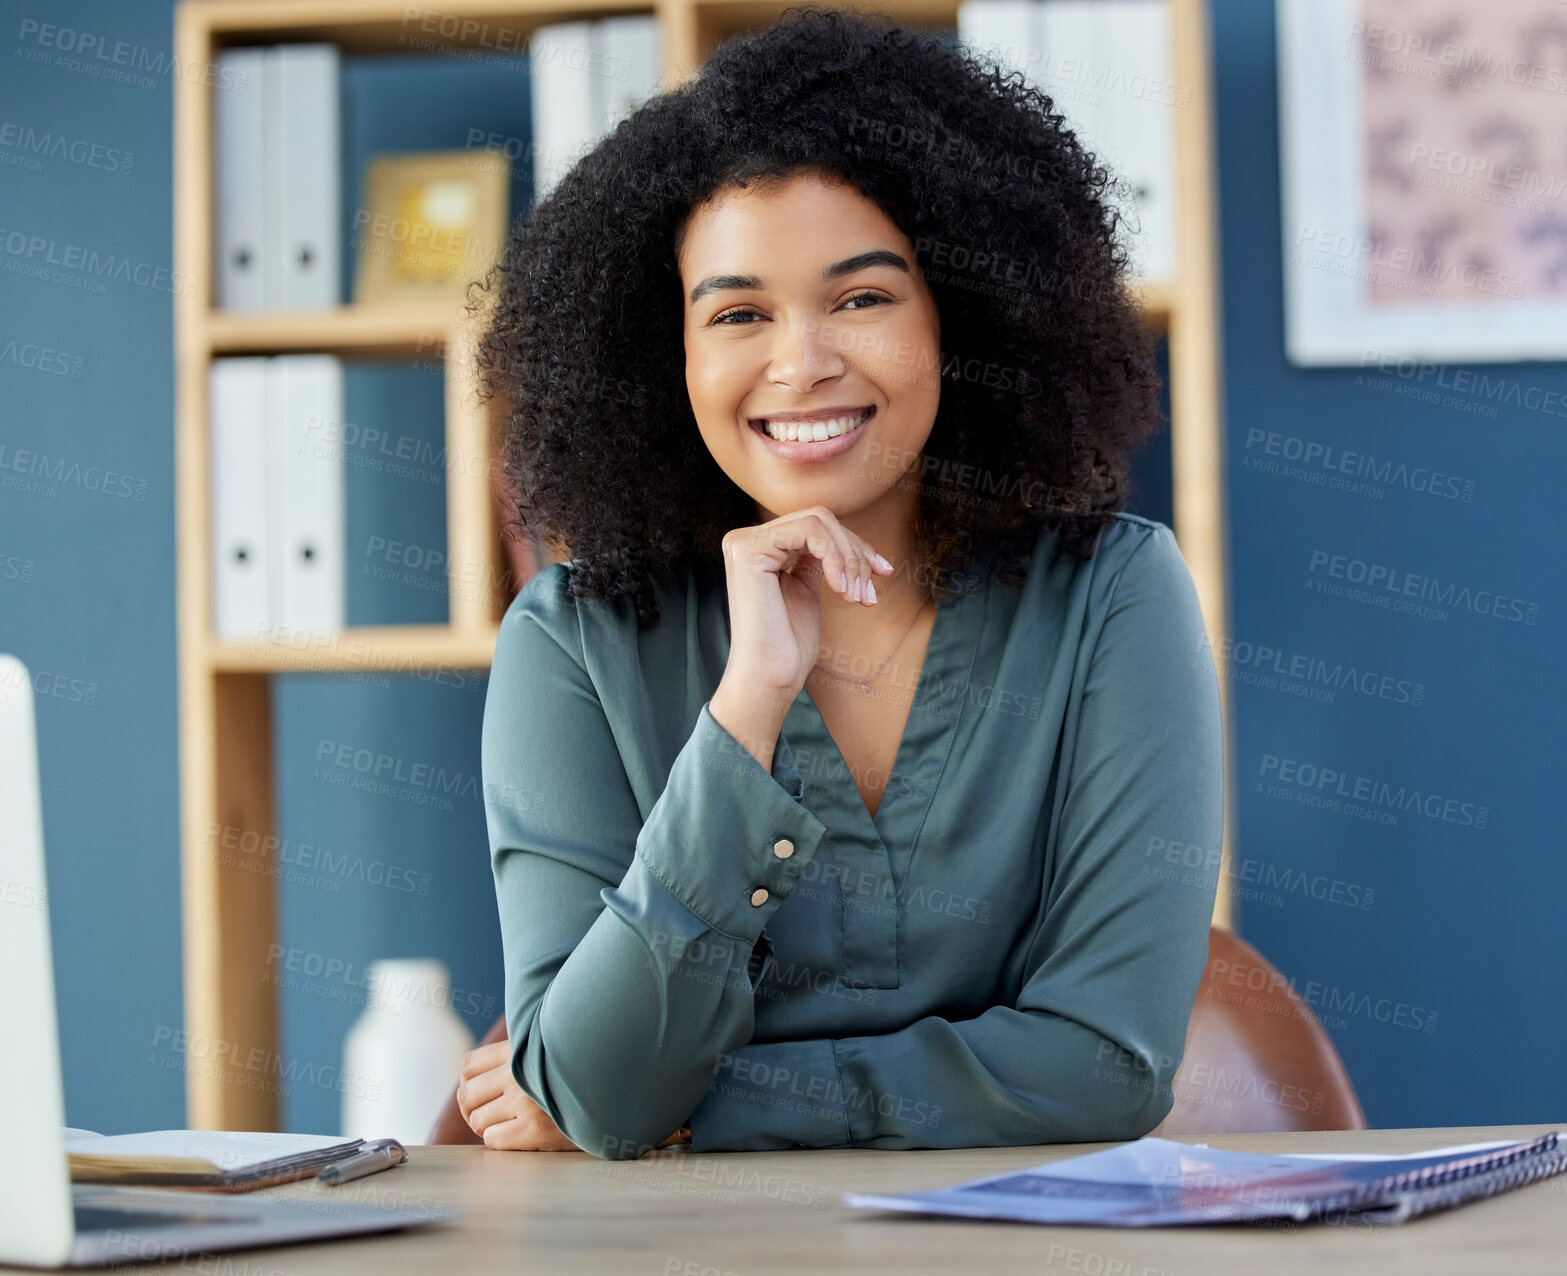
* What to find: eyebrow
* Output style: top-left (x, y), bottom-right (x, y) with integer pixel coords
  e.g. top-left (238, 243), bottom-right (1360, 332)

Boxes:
top-left (687, 249), bottom-right (910, 304)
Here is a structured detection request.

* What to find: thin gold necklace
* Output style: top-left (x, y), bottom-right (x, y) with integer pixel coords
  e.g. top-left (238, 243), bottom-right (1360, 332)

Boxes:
top-left (810, 593), bottom-right (931, 695)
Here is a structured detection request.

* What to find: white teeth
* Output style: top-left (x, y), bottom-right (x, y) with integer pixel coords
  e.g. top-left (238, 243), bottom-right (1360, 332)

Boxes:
top-left (761, 409), bottom-right (868, 442)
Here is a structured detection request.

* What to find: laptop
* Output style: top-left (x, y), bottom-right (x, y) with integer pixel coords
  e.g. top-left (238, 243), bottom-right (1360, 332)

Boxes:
top-left (0, 654), bottom-right (452, 1267)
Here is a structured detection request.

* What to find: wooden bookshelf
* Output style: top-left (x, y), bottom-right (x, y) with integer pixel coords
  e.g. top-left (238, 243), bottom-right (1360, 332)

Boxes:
top-left (205, 304), bottom-right (464, 356)
top-left (174, 0), bottom-right (1231, 1130)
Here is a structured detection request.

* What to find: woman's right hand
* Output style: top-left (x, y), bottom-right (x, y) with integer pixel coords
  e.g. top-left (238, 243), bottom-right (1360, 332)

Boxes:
top-left (710, 506), bottom-right (895, 762)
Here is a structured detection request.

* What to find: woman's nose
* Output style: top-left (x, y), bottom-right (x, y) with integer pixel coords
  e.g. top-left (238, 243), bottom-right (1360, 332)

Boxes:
top-left (767, 315), bottom-right (848, 390)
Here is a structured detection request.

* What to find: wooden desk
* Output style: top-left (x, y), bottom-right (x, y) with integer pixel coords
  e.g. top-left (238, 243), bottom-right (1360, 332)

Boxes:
top-left (45, 1125), bottom-right (1567, 1275)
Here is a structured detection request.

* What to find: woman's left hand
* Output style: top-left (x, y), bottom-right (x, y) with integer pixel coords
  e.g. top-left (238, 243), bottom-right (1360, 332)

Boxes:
top-left (456, 1040), bottom-right (691, 1153)
top-left (456, 1040), bottom-right (580, 1150)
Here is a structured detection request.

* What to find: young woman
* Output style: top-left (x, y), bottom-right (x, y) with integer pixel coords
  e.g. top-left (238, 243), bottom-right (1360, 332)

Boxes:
top-left (454, 6), bottom-right (1222, 1160)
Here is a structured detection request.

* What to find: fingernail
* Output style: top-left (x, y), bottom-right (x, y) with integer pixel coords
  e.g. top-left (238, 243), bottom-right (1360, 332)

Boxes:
top-left (875, 553), bottom-right (893, 572)
top-left (867, 579), bottom-right (877, 604)
top-left (840, 569), bottom-right (848, 591)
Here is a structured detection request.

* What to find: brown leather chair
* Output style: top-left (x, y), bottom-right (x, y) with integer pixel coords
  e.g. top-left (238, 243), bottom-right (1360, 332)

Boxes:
top-left (1152, 927), bottom-right (1366, 1135)
top-left (429, 926), bottom-right (1365, 1144)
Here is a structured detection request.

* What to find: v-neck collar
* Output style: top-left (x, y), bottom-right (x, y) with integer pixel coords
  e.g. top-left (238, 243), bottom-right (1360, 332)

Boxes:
top-left (775, 555), bottom-right (991, 990)
top-left (692, 549), bottom-right (991, 991)
top-left (784, 556), bottom-right (991, 857)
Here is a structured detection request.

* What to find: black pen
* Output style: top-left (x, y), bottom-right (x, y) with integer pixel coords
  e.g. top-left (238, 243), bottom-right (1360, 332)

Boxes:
top-left (316, 1138), bottom-right (408, 1187)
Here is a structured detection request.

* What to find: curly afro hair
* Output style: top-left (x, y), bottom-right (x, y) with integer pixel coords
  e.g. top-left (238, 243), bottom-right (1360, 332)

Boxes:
top-left (471, 4), bottom-right (1163, 625)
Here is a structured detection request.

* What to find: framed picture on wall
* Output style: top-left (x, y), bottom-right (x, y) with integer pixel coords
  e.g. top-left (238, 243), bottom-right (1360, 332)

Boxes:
top-left (353, 150), bottom-right (510, 304)
top-left (1277, 0), bottom-right (1567, 365)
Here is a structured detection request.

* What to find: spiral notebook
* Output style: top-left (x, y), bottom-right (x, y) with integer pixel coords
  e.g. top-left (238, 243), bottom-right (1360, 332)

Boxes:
top-left (844, 1133), bottom-right (1567, 1227)
top-left (63, 1128), bottom-right (368, 1192)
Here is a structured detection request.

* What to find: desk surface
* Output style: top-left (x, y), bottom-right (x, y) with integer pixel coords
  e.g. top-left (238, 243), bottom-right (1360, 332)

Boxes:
top-left (42, 1124), bottom-right (1567, 1275)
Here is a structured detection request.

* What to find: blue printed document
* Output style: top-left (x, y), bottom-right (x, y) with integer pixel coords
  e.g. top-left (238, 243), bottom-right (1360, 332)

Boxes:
top-left (843, 1134), bottom-right (1565, 1227)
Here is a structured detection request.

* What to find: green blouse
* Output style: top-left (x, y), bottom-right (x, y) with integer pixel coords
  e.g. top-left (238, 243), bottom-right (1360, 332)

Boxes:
top-left (482, 513), bottom-right (1223, 1159)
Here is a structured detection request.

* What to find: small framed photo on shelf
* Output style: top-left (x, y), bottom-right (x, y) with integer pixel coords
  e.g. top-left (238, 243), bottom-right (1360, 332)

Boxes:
top-left (353, 150), bottom-right (510, 304)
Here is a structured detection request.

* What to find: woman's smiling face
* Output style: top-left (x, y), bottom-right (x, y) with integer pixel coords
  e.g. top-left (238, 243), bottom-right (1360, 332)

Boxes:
top-left (678, 169), bottom-right (943, 521)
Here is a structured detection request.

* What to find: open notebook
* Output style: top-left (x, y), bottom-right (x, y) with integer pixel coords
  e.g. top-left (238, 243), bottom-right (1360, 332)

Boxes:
top-left (845, 1133), bottom-right (1567, 1227)
top-left (64, 1128), bottom-right (367, 1192)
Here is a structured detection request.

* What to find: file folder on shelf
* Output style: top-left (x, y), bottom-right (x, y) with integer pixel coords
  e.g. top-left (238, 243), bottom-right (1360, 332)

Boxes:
top-left (600, 16), bottom-right (663, 130)
top-left (211, 355), bottom-right (345, 641)
top-left (266, 44), bottom-right (341, 310)
top-left (955, 0), bottom-right (1039, 83)
top-left (956, 0), bottom-right (1178, 285)
top-left (530, 21), bottom-right (599, 205)
top-left (530, 17), bottom-right (663, 206)
top-left (1098, 0), bottom-right (1176, 284)
top-left (209, 358), bottom-right (273, 640)
top-left (270, 356), bottom-right (345, 635)
top-left (214, 48), bottom-right (269, 310)
top-left (214, 43), bottom-right (341, 310)
top-left (1038, 0), bottom-right (1118, 162)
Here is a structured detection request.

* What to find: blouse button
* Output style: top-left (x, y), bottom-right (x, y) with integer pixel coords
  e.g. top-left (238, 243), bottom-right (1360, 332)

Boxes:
top-left (750, 887), bottom-right (770, 907)
top-left (772, 838), bottom-right (795, 859)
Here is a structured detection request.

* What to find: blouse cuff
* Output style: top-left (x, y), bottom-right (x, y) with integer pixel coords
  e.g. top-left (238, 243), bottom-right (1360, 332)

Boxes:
top-left (629, 700), bottom-right (828, 945)
top-left (686, 1037), bottom-right (852, 1151)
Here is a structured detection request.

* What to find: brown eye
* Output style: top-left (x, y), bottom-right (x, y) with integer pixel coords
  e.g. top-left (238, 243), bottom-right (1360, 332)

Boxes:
top-left (841, 291), bottom-right (889, 310)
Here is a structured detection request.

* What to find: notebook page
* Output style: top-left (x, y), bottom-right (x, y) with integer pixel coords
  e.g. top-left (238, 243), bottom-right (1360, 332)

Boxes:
top-left (65, 1129), bottom-right (354, 1173)
top-left (1278, 1139), bottom-right (1520, 1162)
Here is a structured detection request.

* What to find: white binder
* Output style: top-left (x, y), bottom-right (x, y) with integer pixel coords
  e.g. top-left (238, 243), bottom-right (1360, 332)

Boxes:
top-left (214, 49), bottom-right (270, 310)
top-left (530, 21), bottom-right (601, 204)
top-left (266, 44), bottom-right (341, 309)
top-left (958, 1), bottom-right (1177, 286)
top-left (600, 16), bottom-right (662, 130)
top-left (209, 358), bottom-right (273, 639)
top-left (956, 0), bottom-right (1041, 84)
top-left (269, 356), bottom-right (345, 634)
top-left (1039, 1), bottom-right (1119, 165)
top-left (1100, 0), bottom-right (1177, 283)
top-left (957, 2), bottom-right (1119, 186)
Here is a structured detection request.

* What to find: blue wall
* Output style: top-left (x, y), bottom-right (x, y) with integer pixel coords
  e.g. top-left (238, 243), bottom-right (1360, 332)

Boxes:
top-left (2, 0), bottom-right (186, 1135)
top-left (1, 0), bottom-right (1561, 1137)
top-left (0, 0), bottom-right (528, 1135)
top-left (1212, 0), bottom-right (1567, 1127)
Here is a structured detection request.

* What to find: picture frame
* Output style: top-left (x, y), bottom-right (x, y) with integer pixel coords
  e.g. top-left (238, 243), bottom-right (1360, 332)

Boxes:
top-left (1277, 0), bottom-right (1567, 365)
top-left (353, 150), bottom-right (510, 304)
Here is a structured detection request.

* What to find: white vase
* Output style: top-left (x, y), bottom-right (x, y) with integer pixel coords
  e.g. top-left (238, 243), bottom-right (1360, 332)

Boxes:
top-left (341, 958), bottom-right (476, 1144)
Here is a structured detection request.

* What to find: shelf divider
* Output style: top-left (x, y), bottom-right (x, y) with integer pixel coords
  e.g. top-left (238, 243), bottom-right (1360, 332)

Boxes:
top-left (205, 304), bottom-right (465, 357)
top-left (209, 625), bottom-right (500, 673)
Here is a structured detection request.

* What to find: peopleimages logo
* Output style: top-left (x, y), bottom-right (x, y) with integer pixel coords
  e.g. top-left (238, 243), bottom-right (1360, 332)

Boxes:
top-left (1360, 349), bottom-right (1567, 419)
top-left (1242, 427), bottom-right (1475, 500)
top-left (0, 225), bottom-right (197, 297)
top-left (1306, 550), bottom-right (1539, 625)
top-left (1208, 960), bottom-right (1439, 1034)
top-left (712, 1053), bottom-right (943, 1129)
top-left (1259, 754), bottom-right (1487, 830)
top-left (15, 18), bottom-right (249, 91)
top-left (1349, 18), bottom-right (1567, 97)
top-left (1293, 225), bottom-right (1525, 298)
top-left (0, 122), bottom-right (134, 173)
top-left (1200, 633), bottom-right (1425, 707)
